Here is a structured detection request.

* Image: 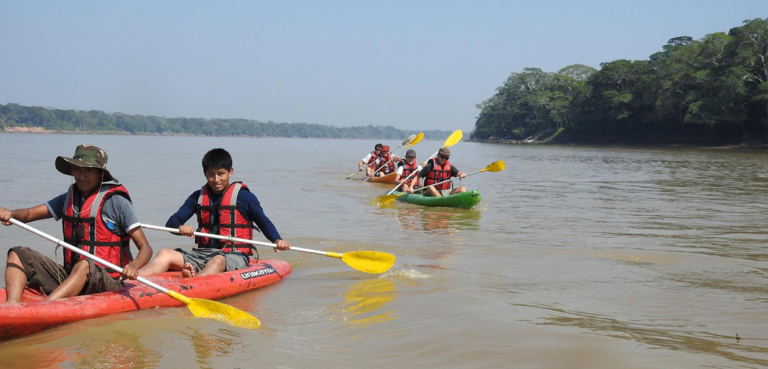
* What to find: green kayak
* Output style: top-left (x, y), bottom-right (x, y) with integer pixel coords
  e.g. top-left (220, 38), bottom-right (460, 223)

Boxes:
top-left (393, 190), bottom-right (482, 209)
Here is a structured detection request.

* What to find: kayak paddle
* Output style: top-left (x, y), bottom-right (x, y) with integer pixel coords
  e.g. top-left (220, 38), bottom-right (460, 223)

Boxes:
top-left (8, 218), bottom-right (261, 329)
top-left (141, 224), bottom-right (396, 274)
top-left (377, 160), bottom-right (505, 205)
top-left (344, 170), bottom-right (363, 180)
top-left (346, 134), bottom-right (417, 179)
top-left (379, 130), bottom-right (463, 202)
top-left (366, 132), bottom-right (424, 181)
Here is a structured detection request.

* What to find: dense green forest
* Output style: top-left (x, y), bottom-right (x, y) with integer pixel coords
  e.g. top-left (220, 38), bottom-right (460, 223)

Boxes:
top-left (0, 103), bottom-right (451, 140)
top-left (471, 18), bottom-right (768, 145)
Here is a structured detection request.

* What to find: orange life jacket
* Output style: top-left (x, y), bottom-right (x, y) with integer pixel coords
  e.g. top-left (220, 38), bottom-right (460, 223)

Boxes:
top-left (61, 184), bottom-right (133, 278)
top-left (424, 158), bottom-right (452, 190)
top-left (195, 182), bottom-right (254, 255)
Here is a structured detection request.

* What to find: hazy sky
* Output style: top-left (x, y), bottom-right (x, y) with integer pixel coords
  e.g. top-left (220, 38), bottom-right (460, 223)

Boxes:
top-left (0, 1), bottom-right (765, 132)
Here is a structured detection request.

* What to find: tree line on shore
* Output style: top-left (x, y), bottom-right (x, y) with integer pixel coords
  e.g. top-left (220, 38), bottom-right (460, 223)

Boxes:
top-left (0, 103), bottom-right (451, 140)
top-left (471, 18), bottom-right (768, 145)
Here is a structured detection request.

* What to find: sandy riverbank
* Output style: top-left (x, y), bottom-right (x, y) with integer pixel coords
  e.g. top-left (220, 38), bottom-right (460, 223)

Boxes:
top-left (2, 126), bottom-right (55, 133)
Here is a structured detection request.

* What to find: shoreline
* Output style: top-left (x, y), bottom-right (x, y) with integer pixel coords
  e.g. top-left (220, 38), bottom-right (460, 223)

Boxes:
top-left (5, 127), bottom-right (765, 148)
top-left (0, 126), bottom-right (436, 140)
top-left (468, 138), bottom-right (768, 150)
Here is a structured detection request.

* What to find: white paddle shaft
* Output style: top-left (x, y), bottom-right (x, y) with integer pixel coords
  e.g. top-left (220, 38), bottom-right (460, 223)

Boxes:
top-left (409, 168), bottom-right (483, 193)
top-left (387, 148), bottom-right (441, 195)
top-left (140, 224), bottom-right (327, 256)
top-left (9, 218), bottom-right (171, 294)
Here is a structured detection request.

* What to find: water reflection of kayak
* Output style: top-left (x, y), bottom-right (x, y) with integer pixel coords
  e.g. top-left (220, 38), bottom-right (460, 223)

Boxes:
top-left (0, 259), bottom-right (291, 341)
top-left (393, 190), bottom-right (482, 209)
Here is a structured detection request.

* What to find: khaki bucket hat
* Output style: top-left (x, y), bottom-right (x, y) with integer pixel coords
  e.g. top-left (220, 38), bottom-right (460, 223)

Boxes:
top-left (55, 144), bottom-right (115, 182)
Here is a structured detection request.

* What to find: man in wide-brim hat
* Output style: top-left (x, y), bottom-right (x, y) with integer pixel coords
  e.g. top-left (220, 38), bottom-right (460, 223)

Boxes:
top-left (0, 144), bottom-right (153, 303)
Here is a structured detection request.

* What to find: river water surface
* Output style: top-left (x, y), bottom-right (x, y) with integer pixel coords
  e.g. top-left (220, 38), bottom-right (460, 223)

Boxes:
top-left (0, 133), bottom-right (766, 368)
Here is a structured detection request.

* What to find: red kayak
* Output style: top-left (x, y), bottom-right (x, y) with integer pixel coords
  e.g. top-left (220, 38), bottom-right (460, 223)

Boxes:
top-left (0, 259), bottom-right (291, 341)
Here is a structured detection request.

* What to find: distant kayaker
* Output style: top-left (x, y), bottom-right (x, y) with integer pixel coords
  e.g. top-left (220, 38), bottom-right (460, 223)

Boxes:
top-left (358, 143), bottom-right (383, 177)
top-left (395, 149), bottom-right (421, 193)
top-left (370, 145), bottom-right (401, 177)
top-left (139, 148), bottom-right (290, 278)
top-left (0, 144), bottom-right (154, 303)
top-left (418, 147), bottom-right (467, 197)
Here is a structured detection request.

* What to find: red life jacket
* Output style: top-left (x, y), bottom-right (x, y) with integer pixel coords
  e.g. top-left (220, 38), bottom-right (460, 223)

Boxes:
top-left (61, 184), bottom-right (133, 278)
top-left (376, 153), bottom-right (396, 174)
top-left (366, 151), bottom-right (378, 168)
top-left (400, 160), bottom-right (419, 185)
top-left (424, 158), bottom-right (452, 190)
top-left (195, 182), bottom-right (254, 255)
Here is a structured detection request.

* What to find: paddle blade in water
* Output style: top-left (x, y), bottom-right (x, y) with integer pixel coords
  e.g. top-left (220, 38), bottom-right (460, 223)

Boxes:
top-left (376, 193), bottom-right (403, 206)
top-left (482, 160), bottom-right (506, 173)
top-left (168, 291), bottom-right (261, 329)
top-left (345, 170), bottom-right (361, 179)
top-left (443, 130), bottom-right (463, 148)
top-left (340, 251), bottom-right (396, 274)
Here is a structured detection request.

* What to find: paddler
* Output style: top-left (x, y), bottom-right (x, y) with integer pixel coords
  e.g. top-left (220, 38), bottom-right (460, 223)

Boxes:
top-left (395, 149), bottom-right (420, 193)
top-left (370, 145), bottom-right (401, 177)
top-left (139, 148), bottom-right (290, 278)
top-left (0, 144), bottom-right (153, 303)
top-left (358, 143), bottom-right (383, 177)
top-left (417, 147), bottom-right (467, 197)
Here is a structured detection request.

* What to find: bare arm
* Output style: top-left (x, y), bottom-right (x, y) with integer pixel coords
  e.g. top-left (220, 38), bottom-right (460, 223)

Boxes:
top-left (120, 228), bottom-right (153, 280)
top-left (0, 204), bottom-right (52, 225)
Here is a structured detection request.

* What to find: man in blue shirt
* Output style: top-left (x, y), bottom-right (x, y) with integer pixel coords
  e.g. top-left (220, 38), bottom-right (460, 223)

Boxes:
top-left (140, 148), bottom-right (290, 278)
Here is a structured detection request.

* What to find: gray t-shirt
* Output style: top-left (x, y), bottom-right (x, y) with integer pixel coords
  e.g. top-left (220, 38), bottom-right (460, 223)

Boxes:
top-left (46, 187), bottom-right (141, 237)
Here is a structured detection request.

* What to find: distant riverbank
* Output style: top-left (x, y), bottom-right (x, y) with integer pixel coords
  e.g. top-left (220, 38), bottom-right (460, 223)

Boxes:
top-left (468, 137), bottom-right (768, 150)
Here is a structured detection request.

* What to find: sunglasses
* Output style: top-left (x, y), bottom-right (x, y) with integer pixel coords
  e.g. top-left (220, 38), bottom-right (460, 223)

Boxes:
top-left (439, 155), bottom-right (449, 160)
top-left (406, 156), bottom-right (415, 159)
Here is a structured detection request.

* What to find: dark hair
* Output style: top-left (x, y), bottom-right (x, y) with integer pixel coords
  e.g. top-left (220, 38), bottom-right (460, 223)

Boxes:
top-left (375, 143), bottom-right (383, 150)
top-left (202, 148), bottom-right (233, 171)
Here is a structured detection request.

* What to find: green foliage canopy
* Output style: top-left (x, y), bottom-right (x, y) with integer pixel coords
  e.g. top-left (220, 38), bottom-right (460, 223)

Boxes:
top-left (472, 18), bottom-right (768, 145)
top-left (0, 104), bottom-right (452, 141)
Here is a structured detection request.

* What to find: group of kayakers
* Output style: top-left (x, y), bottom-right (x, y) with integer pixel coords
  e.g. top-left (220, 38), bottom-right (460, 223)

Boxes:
top-left (0, 138), bottom-right (469, 304)
top-left (359, 143), bottom-right (467, 197)
top-left (0, 144), bottom-right (289, 303)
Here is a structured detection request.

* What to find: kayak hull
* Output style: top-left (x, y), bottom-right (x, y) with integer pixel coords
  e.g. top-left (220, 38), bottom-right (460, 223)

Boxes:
top-left (366, 172), bottom-right (398, 184)
top-left (0, 259), bottom-right (290, 341)
top-left (394, 190), bottom-right (482, 209)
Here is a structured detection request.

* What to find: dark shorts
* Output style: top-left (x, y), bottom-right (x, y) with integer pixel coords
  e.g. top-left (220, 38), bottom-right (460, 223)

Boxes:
top-left (9, 246), bottom-right (123, 296)
top-left (176, 248), bottom-right (250, 273)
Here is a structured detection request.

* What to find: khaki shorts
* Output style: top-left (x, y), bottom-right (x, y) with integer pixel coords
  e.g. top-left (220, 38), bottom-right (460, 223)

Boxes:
top-left (9, 246), bottom-right (124, 296)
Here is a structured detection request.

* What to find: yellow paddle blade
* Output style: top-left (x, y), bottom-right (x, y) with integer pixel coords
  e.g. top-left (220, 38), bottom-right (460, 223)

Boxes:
top-left (342, 251), bottom-right (396, 274)
top-left (326, 251), bottom-right (396, 274)
top-left (480, 160), bottom-right (506, 173)
top-left (168, 290), bottom-right (261, 329)
top-left (443, 130), bottom-right (463, 148)
top-left (407, 132), bottom-right (424, 147)
top-left (376, 193), bottom-right (404, 206)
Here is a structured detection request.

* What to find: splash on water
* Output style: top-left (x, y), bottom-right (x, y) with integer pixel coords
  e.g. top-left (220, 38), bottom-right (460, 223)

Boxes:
top-left (380, 269), bottom-right (432, 279)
